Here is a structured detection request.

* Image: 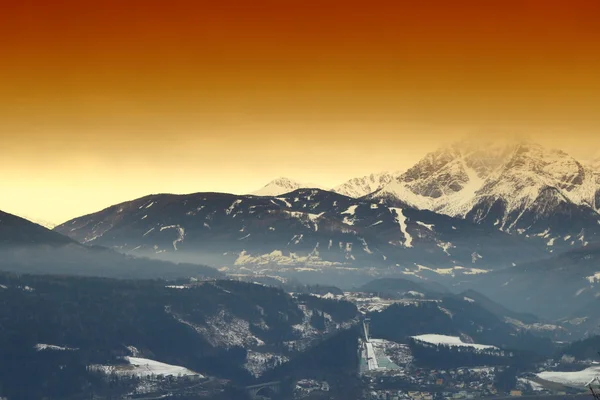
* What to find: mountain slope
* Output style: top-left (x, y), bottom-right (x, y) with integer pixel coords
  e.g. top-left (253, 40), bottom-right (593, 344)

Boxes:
top-left (0, 210), bottom-right (74, 247)
top-left (370, 140), bottom-right (600, 251)
top-left (455, 244), bottom-right (600, 320)
top-left (54, 189), bottom-right (547, 279)
top-left (0, 210), bottom-right (221, 280)
top-left (458, 289), bottom-right (540, 325)
top-left (591, 158), bottom-right (600, 216)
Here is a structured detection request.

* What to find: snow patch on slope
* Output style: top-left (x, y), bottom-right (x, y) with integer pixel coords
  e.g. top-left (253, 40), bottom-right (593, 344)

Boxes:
top-left (159, 225), bottom-right (185, 250)
top-left (389, 207), bottom-right (413, 247)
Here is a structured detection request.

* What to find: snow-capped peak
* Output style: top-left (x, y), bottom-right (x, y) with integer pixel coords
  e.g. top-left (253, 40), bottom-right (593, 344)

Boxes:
top-left (371, 138), bottom-right (600, 234)
top-left (373, 139), bottom-right (517, 214)
top-left (251, 177), bottom-right (321, 196)
top-left (332, 171), bottom-right (402, 198)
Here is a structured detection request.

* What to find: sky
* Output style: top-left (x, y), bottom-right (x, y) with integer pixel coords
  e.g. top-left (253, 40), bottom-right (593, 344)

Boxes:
top-left (1, 0), bottom-right (600, 225)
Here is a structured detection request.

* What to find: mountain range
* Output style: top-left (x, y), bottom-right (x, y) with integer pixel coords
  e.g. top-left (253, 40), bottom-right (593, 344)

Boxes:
top-left (253, 139), bottom-right (600, 253)
top-left (53, 188), bottom-right (547, 282)
top-left (48, 139), bottom-right (598, 276)
top-left (3, 138), bottom-right (600, 320)
top-left (252, 172), bottom-right (401, 198)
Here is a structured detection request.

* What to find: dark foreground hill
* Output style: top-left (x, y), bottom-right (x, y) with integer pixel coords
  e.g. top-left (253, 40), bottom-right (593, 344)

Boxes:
top-left (0, 272), bottom-right (359, 399)
top-left (367, 296), bottom-right (556, 358)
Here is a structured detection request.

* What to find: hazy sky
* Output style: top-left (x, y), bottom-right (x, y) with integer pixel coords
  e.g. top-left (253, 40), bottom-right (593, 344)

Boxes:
top-left (2, 0), bottom-right (600, 224)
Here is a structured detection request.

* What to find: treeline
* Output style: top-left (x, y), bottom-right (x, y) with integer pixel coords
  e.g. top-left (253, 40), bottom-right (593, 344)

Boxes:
top-left (409, 339), bottom-right (544, 372)
top-left (409, 339), bottom-right (509, 368)
top-left (559, 335), bottom-right (600, 360)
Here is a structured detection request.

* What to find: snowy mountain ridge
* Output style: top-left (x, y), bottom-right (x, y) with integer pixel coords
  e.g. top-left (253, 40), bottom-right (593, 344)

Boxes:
top-left (369, 139), bottom-right (600, 238)
top-left (331, 171), bottom-right (402, 198)
top-left (251, 177), bottom-right (310, 196)
top-left (252, 173), bottom-right (402, 198)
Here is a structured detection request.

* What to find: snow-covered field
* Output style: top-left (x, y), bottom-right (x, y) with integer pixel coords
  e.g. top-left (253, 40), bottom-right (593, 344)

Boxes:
top-left (412, 334), bottom-right (498, 350)
top-left (92, 357), bottom-right (202, 378)
top-left (537, 366), bottom-right (600, 388)
top-left (35, 343), bottom-right (78, 351)
top-left (126, 357), bottom-right (200, 377)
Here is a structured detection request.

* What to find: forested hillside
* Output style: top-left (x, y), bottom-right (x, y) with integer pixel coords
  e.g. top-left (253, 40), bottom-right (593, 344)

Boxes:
top-left (0, 273), bottom-right (359, 399)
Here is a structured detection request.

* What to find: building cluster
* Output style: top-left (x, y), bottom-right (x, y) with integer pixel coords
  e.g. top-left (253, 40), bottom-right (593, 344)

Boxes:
top-left (364, 366), bottom-right (502, 399)
top-left (293, 379), bottom-right (330, 398)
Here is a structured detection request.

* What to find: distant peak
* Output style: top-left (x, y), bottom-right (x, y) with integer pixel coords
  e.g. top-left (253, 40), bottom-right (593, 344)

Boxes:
top-left (268, 177), bottom-right (301, 185)
top-left (331, 171), bottom-right (401, 198)
top-left (251, 177), bottom-right (323, 196)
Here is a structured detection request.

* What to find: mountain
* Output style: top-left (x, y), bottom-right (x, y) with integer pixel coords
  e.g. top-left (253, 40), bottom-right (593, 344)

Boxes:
top-left (591, 158), bottom-right (600, 213)
top-left (455, 244), bottom-right (600, 321)
top-left (7, 212), bottom-right (56, 229)
top-left (251, 177), bottom-right (320, 196)
top-left (0, 210), bottom-right (221, 280)
top-left (458, 289), bottom-right (540, 325)
top-left (332, 171), bottom-right (401, 198)
top-left (54, 189), bottom-right (548, 284)
top-left (370, 139), bottom-right (600, 252)
top-left (0, 210), bottom-right (74, 247)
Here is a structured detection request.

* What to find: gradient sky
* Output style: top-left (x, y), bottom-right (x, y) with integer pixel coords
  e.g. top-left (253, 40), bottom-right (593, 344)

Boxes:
top-left (2, 0), bottom-right (600, 225)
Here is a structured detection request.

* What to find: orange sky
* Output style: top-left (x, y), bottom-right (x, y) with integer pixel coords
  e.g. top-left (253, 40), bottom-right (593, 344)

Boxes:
top-left (1, 0), bottom-right (600, 224)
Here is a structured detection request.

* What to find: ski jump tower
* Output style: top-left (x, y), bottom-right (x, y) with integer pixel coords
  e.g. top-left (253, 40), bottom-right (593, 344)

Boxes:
top-left (362, 317), bottom-right (371, 343)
